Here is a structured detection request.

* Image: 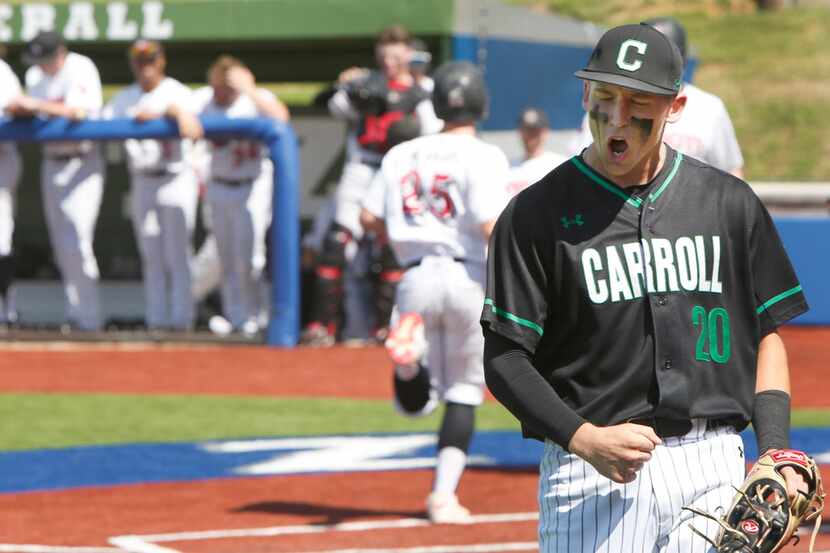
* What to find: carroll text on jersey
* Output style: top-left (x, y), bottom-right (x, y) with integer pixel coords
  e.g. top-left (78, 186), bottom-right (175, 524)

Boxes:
top-left (581, 235), bottom-right (723, 304)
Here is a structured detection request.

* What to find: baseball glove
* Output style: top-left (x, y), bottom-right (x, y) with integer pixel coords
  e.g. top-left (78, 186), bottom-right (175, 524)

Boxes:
top-left (684, 449), bottom-right (825, 553)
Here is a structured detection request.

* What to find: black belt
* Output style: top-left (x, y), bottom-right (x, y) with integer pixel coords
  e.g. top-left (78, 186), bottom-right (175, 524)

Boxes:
top-left (405, 257), bottom-right (467, 270)
top-left (628, 417), bottom-right (735, 438)
top-left (139, 169), bottom-right (174, 178)
top-left (46, 152), bottom-right (85, 161)
top-left (358, 153), bottom-right (383, 168)
top-left (214, 177), bottom-right (252, 187)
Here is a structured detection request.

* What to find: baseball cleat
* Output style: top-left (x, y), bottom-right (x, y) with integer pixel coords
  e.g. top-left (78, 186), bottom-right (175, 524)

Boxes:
top-left (385, 312), bottom-right (426, 367)
top-left (239, 319), bottom-right (260, 338)
top-left (208, 314), bottom-right (233, 337)
top-left (426, 492), bottom-right (473, 524)
top-left (300, 322), bottom-right (335, 347)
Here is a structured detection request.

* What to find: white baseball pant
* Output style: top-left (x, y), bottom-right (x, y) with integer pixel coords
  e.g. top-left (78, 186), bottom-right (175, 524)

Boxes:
top-left (191, 233), bottom-right (221, 303)
top-left (0, 146), bottom-right (21, 257)
top-left (539, 421), bottom-right (745, 553)
top-left (393, 256), bottom-right (487, 406)
top-left (41, 152), bottom-right (104, 330)
top-left (206, 165), bottom-right (272, 329)
top-left (0, 186), bottom-right (16, 257)
top-left (131, 169), bottom-right (199, 330)
top-left (333, 160), bottom-right (378, 241)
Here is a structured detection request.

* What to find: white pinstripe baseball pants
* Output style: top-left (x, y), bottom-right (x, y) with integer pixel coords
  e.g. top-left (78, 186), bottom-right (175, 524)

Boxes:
top-left (539, 421), bottom-right (745, 553)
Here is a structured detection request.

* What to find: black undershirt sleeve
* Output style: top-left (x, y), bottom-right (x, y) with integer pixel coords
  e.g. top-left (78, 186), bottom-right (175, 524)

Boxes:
top-left (483, 328), bottom-right (586, 451)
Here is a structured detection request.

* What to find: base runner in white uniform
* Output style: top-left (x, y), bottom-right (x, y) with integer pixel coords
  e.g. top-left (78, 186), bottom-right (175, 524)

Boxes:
top-left (193, 56), bottom-right (289, 336)
top-left (0, 58), bottom-right (22, 325)
top-left (8, 32), bottom-right (104, 330)
top-left (507, 107), bottom-right (568, 197)
top-left (571, 17), bottom-right (744, 177)
top-left (361, 61), bottom-right (510, 524)
top-left (104, 40), bottom-right (203, 330)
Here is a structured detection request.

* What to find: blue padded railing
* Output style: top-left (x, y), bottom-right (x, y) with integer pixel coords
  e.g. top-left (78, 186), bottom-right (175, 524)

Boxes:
top-left (0, 116), bottom-right (300, 346)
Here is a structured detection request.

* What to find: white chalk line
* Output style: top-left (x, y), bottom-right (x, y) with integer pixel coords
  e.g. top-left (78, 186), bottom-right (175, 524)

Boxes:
top-left (0, 546), bottom-right (120, 553)
top-left (104, 511), bottom-right (539, 552)
top-left (111, 511), bottom-right (538, 543)
top-left (10, 511), bottom-right (825, 553)
top-left (300, 543), bottom-right (538, 553)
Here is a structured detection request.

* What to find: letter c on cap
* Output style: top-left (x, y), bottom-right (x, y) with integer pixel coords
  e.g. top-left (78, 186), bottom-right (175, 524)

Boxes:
top-left (616, 39), bottom-right (648, 72)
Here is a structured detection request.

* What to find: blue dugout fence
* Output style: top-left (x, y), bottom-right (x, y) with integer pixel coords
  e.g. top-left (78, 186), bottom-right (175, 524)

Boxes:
top-left (0, 116), bottom-right (301, 347)
top-left (773, 217), bottom-right (830, 326)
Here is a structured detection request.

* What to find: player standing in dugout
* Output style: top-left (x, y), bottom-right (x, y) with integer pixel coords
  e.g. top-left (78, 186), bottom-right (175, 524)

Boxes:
top-left (7, 31), bottom-right (105, 331)
top-left (481, 23), bottom-right (814, 552)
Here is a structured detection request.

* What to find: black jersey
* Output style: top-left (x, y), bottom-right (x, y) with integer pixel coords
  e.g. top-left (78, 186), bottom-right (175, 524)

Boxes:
top-left (481, 146), bottom-right (807, 432)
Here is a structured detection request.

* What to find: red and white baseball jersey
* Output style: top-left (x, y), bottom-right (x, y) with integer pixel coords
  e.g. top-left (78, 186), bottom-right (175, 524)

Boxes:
top-left (0, 59), bottom-right (22, 187)
top-left (103, 77), bottom-right (194, 175)
top-left (192, 86), bottom-right (276, 182)
top-left (661, 83), bottom-right (744, 173)
top-left (363, 132), bottom-right (510, 266)
top-left (0, 58), bottom-right (22, 117)
top-left (26, 52), bottom-right (102, 157)
top-left (507, 151), bottom-right (568, 197)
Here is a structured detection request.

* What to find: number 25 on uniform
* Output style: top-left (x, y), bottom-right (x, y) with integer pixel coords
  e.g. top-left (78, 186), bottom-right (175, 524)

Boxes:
top-left (400, 171), bottom-right (457, 219)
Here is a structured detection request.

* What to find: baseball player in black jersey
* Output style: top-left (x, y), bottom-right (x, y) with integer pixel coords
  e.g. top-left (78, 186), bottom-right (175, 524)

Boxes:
top-left (481, 23), bottom-right (810, 552)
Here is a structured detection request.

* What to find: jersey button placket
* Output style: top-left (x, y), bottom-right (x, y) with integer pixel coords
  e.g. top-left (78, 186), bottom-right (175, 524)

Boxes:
top-left (663, 359), bottom-right (673, 371)
top-left (645, 205), bottom-right (655, 234)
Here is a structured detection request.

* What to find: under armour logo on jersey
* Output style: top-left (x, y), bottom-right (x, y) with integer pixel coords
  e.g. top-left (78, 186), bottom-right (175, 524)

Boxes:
top-left (616, 39), bottom-right (648, 72)
top-left (561, 214), bottom-right (584, 229)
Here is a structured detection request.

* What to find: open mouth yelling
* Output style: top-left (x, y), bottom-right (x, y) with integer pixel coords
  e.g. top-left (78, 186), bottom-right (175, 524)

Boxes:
top-left (608, 137), bottom-right (629, 161)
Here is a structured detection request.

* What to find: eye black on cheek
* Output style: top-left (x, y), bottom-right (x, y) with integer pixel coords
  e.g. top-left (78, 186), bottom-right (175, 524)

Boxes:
top-left (630, 117), bottom-right (654, 140)
top-left (589, 105), bottom-right (609, 124)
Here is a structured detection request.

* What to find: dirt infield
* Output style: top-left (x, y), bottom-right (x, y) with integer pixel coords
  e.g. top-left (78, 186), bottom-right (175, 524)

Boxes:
top-left (0, 326), bottom-right (827, 406)
top-left (0, 468), bottom-right (539, 551)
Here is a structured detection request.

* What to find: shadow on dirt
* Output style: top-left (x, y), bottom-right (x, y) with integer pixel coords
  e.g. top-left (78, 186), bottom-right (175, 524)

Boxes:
top-left (231, 501), bottom-right (424, 524)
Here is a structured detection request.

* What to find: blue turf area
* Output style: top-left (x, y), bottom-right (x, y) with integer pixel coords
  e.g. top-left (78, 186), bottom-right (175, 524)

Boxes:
top-left (1, 429), bottom-right (828, 494)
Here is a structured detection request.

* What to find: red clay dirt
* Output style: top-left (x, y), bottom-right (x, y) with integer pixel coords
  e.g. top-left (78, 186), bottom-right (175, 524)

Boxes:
top-left (0, 326), bottom-right (827, 406)
top-left (1, 468), bottom-right (539, 552)
top-left (0, 343), bottom-right (395, 398)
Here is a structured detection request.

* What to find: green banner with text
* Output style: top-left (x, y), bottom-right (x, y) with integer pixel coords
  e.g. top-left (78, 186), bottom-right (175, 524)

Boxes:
top-left (0, 0), bottom-right (455, 44)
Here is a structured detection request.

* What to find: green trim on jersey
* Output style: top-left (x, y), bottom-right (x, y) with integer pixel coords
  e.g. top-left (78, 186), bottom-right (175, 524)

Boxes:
top-left (756, 285), bottom-right (803, 314)
top-left (569, 151), bottom-right (684, 208)
top-left (570, 157), bottom-right (643, 208)
top-left (484, 299), bottom-right (544, 336)
top-left (648, 152), bottom-right (684, 202)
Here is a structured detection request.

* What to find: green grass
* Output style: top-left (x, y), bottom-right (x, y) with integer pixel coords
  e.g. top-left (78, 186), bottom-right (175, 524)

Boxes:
top-left (0, 394), bottom-right (520, 451)
top-left (791, 410), bottom-right (830, 428)
top-left (509, 1), bottom-right (830, 180)
top-left (2, 393), bottom-right (828, 452)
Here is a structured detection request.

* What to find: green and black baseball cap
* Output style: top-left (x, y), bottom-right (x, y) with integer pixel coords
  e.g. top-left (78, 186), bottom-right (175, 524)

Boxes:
top-left (575, 23), bottom-right (683, 96)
